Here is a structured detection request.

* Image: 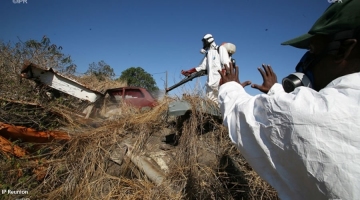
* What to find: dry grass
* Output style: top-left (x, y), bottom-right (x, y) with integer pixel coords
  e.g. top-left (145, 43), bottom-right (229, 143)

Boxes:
top-left (0, 41), bottom-right (279, 200)
top-left (74, 74), bottom-right (128, 93)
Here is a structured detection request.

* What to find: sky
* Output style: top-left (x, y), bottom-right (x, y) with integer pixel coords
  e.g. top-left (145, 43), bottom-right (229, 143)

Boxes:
top-left (1, 0), bottom-right (332, 96)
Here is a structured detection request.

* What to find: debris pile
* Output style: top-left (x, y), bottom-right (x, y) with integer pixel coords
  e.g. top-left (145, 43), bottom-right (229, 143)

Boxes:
top-left (0, 59), bottom-right (279, 199)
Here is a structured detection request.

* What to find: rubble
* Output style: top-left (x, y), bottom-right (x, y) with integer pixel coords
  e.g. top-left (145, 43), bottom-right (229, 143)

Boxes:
top-left (0, 60), bottom-right (279, 200)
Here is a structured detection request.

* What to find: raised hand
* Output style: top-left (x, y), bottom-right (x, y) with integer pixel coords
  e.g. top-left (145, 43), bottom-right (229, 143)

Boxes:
top-left (218, 62), bottom-right (251, 88)
top-left (251, 64), bottom-right (277, 93)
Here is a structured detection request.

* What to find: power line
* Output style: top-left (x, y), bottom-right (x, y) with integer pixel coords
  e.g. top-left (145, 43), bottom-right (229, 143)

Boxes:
top-left (150, 71), bottom-right (167, 75)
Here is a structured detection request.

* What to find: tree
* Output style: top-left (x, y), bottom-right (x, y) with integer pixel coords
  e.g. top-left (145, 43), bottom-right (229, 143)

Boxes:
top-left (117, 67), bottom-right (159, 92)
top-left (0, 36), bottom-right (76, 102)
top-left (85, 60), bottom-right (115, 81)
top-left (15, 35), bottom-right (76, 74)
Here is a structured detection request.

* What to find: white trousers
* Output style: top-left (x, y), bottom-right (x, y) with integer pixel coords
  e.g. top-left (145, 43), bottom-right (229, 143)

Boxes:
top-left (206, 84), bottom-right (219, 106)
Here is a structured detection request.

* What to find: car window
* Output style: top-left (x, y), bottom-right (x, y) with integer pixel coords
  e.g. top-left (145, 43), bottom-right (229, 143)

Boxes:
top-left (109, 90), bottom-right (123, 101)
top-left (124, 89), bottom-right (144, 99)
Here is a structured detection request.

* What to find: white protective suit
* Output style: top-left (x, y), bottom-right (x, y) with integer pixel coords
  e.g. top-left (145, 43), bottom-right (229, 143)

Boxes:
top-left (196, 43), bottom-right (230, 103)
top-left (218, 72), bottom-right (360, 200)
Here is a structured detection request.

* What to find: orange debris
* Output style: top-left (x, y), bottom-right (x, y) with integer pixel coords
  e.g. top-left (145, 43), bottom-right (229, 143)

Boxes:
top-left (0, 135), bottom-right (27, 157)
top-left (0, 122), bottom-right (70, 143)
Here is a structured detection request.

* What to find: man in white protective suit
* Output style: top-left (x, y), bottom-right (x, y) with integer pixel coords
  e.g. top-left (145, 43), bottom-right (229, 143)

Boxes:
top-left (218, 0), bottom-right (360, 199)
top-left (181, 34), bottom-right (244, 103)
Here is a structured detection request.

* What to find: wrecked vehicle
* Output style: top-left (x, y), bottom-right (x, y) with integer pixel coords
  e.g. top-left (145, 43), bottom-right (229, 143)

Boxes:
top-left (20, 61), bottom-right (158, 119)
top-left (95, 86), bottom-right (158, 118)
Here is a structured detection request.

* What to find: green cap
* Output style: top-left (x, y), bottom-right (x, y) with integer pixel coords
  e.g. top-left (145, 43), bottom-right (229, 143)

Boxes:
top-left (282, 0), bottom-right (360, 49)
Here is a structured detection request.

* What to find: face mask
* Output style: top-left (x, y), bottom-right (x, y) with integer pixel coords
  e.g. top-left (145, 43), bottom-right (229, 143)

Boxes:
top-left (202, 38), bottom-right (211, 50)
top-left (282, 51), bottom-right (317, 93)
top-left (200, 39), bottom-right (209, 54)
top-left (200, 49), bottom-right (207, 54)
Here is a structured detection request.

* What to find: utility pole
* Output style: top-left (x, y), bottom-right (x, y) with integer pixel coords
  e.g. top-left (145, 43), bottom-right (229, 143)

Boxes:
top-left (165, 71), bottom-right (168, 90)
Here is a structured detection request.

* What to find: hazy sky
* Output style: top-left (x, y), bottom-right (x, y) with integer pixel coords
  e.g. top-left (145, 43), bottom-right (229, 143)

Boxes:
top-left (1, 0), bottom-right (331, 96)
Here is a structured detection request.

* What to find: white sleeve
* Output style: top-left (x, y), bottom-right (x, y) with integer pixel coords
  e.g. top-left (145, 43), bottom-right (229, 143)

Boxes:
top-left (267, 83), bottom-right (285, 95)
top-left (195, 56), bottom-right (207, 71)
top-left (218, 80), bottom-right (360, 200)
top-left (219, 46), bottom-right (230, 67)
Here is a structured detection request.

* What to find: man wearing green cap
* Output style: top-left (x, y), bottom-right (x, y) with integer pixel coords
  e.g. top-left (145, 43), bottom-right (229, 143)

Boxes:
top-left (218, 0), bottom-right (360, 199)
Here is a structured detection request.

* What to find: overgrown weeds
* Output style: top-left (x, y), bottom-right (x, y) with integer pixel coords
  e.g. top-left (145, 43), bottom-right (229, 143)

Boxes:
top-left (0, 39), bottom-right (279, 200)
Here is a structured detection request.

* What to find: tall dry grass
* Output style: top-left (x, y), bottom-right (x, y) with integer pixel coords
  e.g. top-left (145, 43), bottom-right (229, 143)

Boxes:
top-left (0, 98), bottom-right (278, 200)
top-left (0, 40), bottom-right (279, 200)
top-left (74, 74), bottom-right (128, 93)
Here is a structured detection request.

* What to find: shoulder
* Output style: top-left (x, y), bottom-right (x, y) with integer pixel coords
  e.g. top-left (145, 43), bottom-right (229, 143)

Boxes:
top-left (215, 45), bottom-right (223, 51)
top-left (218, 46), bottom-right (229, 56)
top-left (219, 45), bottom-right (227, 50)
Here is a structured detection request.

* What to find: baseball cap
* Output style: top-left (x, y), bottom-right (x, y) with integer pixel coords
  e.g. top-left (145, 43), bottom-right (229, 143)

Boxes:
top-left (281, 0), bottom-right (360, 49)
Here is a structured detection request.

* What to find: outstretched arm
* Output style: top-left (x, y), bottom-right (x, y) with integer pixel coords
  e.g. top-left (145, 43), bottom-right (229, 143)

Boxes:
top-left (181, 57), bottom-right (207, 76)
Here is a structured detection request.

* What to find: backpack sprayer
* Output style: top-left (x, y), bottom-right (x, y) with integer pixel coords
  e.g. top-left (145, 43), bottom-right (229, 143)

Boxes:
top-left (165, 43), bottom-right (236, 93)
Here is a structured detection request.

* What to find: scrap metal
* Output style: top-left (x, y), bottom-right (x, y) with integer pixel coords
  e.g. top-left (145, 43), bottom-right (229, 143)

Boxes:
top-left (20, 61), bottom-right (103, 103)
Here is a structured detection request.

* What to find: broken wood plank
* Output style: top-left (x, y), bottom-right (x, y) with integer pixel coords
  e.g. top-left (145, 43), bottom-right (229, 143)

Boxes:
top-left (0, 135), bottom-right (27, 157)
top-left (0, 122), bottom-right (70, 143)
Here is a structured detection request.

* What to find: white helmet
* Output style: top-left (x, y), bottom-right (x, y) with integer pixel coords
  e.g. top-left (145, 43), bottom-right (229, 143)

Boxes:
top-left (201, 33), bottom-right (215, 54)
top-left (202, 34), bottom-right (214, 44)
top-left (222, 42), bottom-right (236, 55)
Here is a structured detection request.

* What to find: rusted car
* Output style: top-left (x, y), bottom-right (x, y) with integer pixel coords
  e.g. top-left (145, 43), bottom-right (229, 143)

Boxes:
top-left (94, 87), bottom-right (158, 118)
top-left (105, 87), bottom-right (157, 108)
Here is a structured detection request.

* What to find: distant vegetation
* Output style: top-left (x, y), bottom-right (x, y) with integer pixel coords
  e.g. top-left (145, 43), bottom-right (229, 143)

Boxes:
top-left (117, 66), bottom-right (159, 92)
top-left (0, 35), bottom-right (159, 91)
top-left (85, 60), bottom-right (115, 81)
